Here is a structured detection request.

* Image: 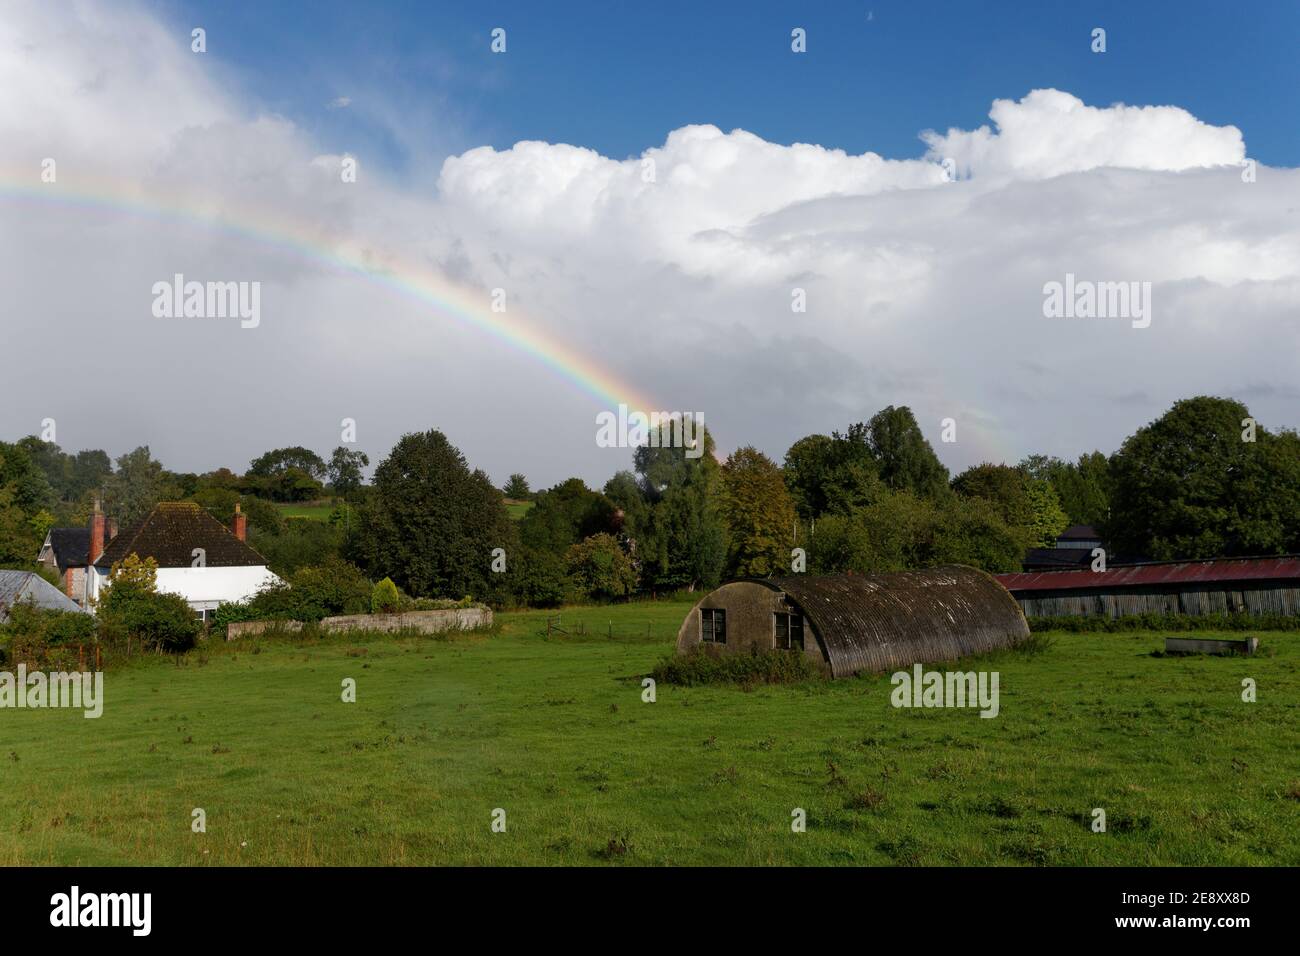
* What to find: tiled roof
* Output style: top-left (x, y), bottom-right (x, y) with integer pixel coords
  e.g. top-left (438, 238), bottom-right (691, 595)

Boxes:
top-left (47, 528), bottom-right (91, 570)
top-left (997, 555), bottom-right (1300, 593)
top-left (93, 502), bottom-right (267, 570)
top-left (1058, 525), bottom-right (1101, 540)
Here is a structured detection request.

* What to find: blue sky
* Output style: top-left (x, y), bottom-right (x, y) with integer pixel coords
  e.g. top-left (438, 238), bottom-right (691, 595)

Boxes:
top-left (165, 0), bottom-right (1300, 175)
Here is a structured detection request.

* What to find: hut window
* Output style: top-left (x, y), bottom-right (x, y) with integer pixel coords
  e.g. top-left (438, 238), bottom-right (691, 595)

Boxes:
top-left (701, 608), bottom-right (726, 643)
top-left (774, 611), bottom-right (804, 650)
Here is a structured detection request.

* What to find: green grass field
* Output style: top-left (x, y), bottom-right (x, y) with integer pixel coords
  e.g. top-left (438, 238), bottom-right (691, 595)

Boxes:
top-left (275, 502), bottom-right (337, 521)
top-left (504, 499), bottom-right (534, 520)
top-left (2, 599), bottom-right (1296, 866)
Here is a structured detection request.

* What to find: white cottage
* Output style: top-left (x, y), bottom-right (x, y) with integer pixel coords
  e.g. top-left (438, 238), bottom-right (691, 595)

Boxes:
top-left (85, 501), bottom-right (280, 621)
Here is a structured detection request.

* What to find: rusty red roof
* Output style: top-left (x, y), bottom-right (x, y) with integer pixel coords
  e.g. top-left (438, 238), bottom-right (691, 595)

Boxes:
top-left (996, 555), bottom-right (1300, 592)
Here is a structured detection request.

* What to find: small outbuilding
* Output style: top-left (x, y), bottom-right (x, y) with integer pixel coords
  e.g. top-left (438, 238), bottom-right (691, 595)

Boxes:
top-left (676, 566), bottom-right (1030, 677)
top-left (997, 554), bottom-right (1300, 618)
top-left (0, 570), bottom-right (92, 623)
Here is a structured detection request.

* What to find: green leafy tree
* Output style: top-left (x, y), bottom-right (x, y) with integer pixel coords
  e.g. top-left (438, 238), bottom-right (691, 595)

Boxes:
top-left (1024, 478), bottom-right (1070, 548)
top-left (783, 429), bottom-right (882, 519)
top-left (519, 479), bottom-right (617, 554)
top-left (1019, 452), bottom-right (1111, 527)
top-left (502, 473), bottom-right (532, 500)
top-left (565, 533), bottom-right (637, 600)
top-left (951, 463), bottom-right (1034, 529)
top-left (103, 446), bottom-right (181, 527)
top-left (250, 517), bottom-right (341, 577)
top-left (635, 426), bottom-right (728, 592)
top-left (931, 495), bottom-right (1026, 572)
top-left (866, 405), bottom-right (949, 499)
top-left (0, 440), bottom-right (54, 513)
top-left (327, 447), bottom-right (369, 498)
top-left (1107, 397), bottom-right (1300, 559)
top-left (722, 446), bottom-right (796, 576)
top-left (808, 489), bottom-right (939, 573)
top-left (97, 554), bottom-right (199, 651)
top-left (349, 430), bottom-right (516, 600)
top-left (247, 446), bottom-right (327, 481)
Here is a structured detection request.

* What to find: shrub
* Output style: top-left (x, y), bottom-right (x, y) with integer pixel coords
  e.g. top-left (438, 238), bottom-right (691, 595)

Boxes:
top-left (371, 577), bottom-right (401, 614)
top-left (565, 533), bottom-right (637, 601)
top-left (96, 554), bottom-right (200, 652)
top-left (1028, 612), bottom-right (1300, 633)
top-left (241, 558), bottom-right (372, 623)
top-left (652, 645), bottom-right (821, 687)
top-left (0, 603), bottom-right (97, 667)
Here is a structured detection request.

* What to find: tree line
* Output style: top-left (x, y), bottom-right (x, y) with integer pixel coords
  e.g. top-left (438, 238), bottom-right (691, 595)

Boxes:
top-left (2, 395), bottom-right (1298, 609)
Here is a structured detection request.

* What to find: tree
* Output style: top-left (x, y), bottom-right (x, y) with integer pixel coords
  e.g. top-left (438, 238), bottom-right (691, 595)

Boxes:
top-left (349, 430), bottom-right (516, 600)
top-left (502, 473), bottom-right (532, 500)
top-left (0, 441), bottom-right (56, 566)
top-left (67, 449), bottom-right (113, 501)
top-left (787, 429), bottom-right (883, 519)
top-left (866, 405), bottom-right (949, 499)
top-left (103, 446), bottom-right (181, 527)
top-left (1106, 396), bottom-right (1300, 560)
top-left (97, 554), bottom-right (199, 651)
top-left (951, 463), bottom-right (1034, 529)
top-left (634, 425), bottom-right (728, 592)
top-left (1024, 478), bottom-right (1070, 548)
top-left (722, 446), bottom-right (796, 576)
top-left (518, 479), bottom-right (617, 555)
top-left (808, 489), bottom-right (939, 573)
top-left (931, 495), bottom-right (1026, 572)
top-left (0, 440), bottom-right (54, 513)
top-left (247, 446), bottom-right (328, 482)
top-left (1019, 452), bottom-right (1110, 527)
top-left (327, 446), bottom-right (369, 498)
top-left (565, 533), bottom-right (637, 600)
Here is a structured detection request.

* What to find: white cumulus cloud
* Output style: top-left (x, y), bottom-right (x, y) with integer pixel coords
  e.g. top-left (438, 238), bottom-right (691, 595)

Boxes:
top-left (0, 0), bottom-right (1296, 489)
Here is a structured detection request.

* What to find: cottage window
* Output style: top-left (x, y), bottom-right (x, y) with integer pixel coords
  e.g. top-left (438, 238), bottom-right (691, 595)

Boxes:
top-left (701, 608), bottom-right (726, 644)
top-left (774, 611), bottom-right (804, 650)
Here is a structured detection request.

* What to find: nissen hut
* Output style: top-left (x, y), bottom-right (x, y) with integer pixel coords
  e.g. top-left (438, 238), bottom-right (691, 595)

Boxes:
top-left (675, 566), bottom-right (1030, 677)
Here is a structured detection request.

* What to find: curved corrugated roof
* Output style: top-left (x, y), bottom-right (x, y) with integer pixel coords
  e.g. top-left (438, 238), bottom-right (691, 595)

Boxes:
top-left (757, 566), bottom-right (1030, 677)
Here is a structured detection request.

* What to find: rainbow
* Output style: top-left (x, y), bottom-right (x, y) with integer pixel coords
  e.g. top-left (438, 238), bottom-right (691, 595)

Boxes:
top-left (0, 170), bottom-right (660, 414)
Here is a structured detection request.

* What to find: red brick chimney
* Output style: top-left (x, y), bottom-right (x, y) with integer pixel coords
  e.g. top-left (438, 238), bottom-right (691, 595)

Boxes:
top-left (232, 502), bottom-right (247, 542)
top-left (88, 496), bottom-right (106, 565)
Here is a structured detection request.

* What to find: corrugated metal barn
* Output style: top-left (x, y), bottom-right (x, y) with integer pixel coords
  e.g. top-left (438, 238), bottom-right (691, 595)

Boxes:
top-left (676, 566), bottom-right (1031, 677)
top-left (996, 555), bottom-right (1300, 618)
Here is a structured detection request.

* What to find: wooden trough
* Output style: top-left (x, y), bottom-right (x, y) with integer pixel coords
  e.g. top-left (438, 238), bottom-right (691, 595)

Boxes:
top-left (1164, 636), bottom-right (1258, 656)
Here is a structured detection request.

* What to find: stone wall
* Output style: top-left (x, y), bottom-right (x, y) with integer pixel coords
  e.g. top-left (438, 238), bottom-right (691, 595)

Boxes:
top-left (320, 607), bottom-right (492, 634)
top-left (225, 619), bottom-right (304, 639)
top-left (226, 606), bottom-right (492, 640)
